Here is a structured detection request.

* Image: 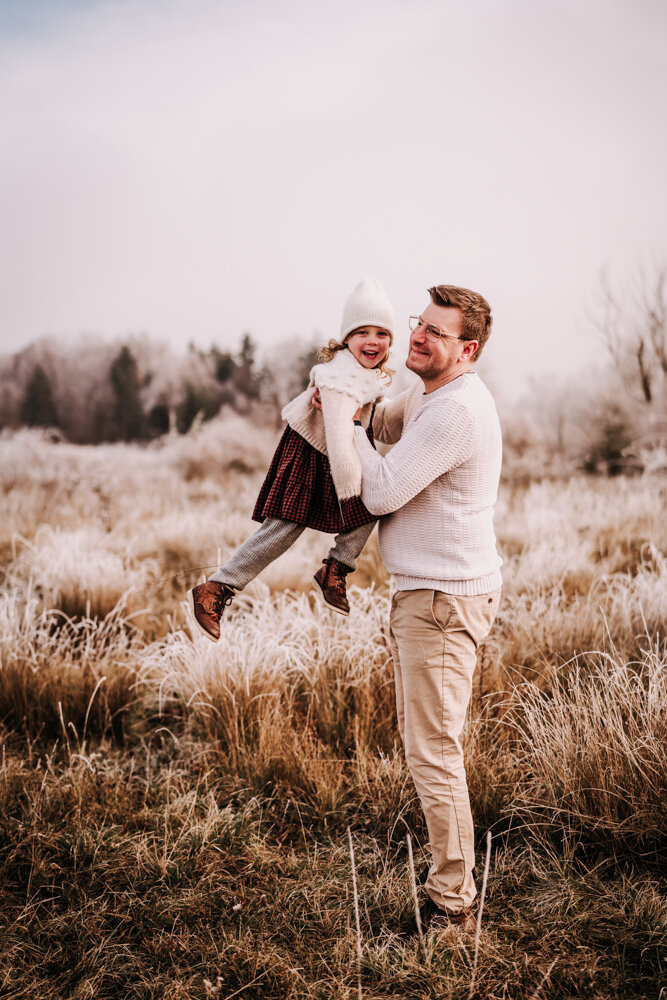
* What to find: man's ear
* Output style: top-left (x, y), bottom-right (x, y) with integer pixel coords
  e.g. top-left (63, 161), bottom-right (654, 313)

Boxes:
top-left (461, 340), bottom-right (479, 361)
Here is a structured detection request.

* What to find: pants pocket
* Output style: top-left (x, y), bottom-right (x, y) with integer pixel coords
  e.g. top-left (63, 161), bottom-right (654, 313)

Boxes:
top-left (429, 590), bottom-right (455, 632)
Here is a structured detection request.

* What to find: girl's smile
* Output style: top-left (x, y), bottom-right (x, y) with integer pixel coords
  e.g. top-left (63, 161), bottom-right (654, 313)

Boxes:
top-left (345, 326), bottom-right (392, 369)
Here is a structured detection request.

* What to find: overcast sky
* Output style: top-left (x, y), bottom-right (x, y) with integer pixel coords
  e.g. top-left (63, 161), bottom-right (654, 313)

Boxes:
top-left (1, 0), bottom-right (666, 391)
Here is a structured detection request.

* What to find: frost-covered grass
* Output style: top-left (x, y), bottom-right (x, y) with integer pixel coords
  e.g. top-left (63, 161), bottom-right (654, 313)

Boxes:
top-left (0, 424), bottom-right (665, 998)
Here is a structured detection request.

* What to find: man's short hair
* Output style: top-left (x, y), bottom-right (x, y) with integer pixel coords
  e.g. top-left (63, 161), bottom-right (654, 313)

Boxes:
top-left (428, 285), bottom-right (493, 360)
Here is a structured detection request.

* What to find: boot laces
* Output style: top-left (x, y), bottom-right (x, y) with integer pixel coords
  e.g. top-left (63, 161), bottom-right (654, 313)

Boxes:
top-left (326, 558), bottom-right (347, 585)
top-left (212, 586), bottom-right (234, 613)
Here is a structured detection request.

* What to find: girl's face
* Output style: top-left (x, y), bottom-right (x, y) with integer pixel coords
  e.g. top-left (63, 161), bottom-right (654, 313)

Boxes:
top-left (346, 326), bottom-right (391, 368)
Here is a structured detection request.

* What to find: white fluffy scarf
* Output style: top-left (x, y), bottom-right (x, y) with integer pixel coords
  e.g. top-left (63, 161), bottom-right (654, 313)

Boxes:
top-left (309, 348), bottom-right (389, 403)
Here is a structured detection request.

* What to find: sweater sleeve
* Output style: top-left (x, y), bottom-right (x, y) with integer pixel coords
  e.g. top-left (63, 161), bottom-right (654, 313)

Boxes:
top-left (371, 389), bottom-right (410, 445)
top-left (353, 401), bottom-right (475, 515)
top-left (319, 388), bottom-right (363, 500)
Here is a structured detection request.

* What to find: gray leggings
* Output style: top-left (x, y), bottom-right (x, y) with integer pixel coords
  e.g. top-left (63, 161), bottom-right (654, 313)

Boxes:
top-left (209, 517), bottom-right (376, 591)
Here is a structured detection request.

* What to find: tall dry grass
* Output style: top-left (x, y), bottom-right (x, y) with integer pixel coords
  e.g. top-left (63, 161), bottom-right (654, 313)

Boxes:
top-left (2, 425), bottom-right (665, 841)
top-left (0, 589), bottom-right (148, 744)
top-left (510, 644), bottom-right (667, 849)
top-left (1, 422), bottom-right (665, 997)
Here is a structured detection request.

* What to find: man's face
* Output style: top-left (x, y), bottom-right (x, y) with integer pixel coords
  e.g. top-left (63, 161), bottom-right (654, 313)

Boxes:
top-left (406, 303), bottom-right (467, 381)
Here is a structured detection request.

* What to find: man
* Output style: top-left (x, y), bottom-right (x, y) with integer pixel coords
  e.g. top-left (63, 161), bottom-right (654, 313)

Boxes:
top-left (351, 284), bottom-right (502, 934)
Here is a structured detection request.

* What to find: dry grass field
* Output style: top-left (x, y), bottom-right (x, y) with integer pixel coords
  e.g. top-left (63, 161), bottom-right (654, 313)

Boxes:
top-left (1, 419), bottom-right (665, 999)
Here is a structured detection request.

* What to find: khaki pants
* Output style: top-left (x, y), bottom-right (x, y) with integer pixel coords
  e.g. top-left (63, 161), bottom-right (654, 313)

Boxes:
top-left (389, 588), bottom-right (501, 913)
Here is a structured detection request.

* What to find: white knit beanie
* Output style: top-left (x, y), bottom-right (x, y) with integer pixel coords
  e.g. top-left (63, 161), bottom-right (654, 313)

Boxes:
top-left (340, 278), bottom-right (395, 342)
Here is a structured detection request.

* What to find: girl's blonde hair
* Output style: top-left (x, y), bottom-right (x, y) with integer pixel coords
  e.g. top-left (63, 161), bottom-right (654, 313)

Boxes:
top-left (318, 332), bottom-right (394, 384)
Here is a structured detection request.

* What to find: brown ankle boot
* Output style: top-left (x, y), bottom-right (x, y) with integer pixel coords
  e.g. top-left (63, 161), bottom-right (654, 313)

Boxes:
top-left (188, 581), bottom-right (235, 641)
top-left (313, 557), bottom-right (351, 616)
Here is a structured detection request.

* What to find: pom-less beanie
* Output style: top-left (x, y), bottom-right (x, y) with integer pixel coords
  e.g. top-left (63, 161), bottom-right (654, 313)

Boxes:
top-left (340, 278), bottom-right (395, 343)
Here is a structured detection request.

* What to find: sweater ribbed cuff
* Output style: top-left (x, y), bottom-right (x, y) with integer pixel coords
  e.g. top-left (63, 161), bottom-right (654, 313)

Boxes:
top-left (392, 569), bottom-right (502, 596)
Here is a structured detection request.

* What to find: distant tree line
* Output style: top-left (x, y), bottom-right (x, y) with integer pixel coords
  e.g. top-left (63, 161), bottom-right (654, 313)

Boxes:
top-left (0, 332), bottom-right (319, 444)
top-left (499, 266), bottom-right (667, 479)
top-left (3, 265), bottom-right (666, 476)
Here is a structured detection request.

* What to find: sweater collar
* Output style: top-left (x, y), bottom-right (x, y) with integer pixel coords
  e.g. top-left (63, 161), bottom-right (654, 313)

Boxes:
top-left (422, 370), bottom-right (477, 397)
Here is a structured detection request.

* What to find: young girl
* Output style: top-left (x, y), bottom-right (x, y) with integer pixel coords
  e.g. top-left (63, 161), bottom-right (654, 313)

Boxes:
top-left (189, 277), bottom-right (394, 640)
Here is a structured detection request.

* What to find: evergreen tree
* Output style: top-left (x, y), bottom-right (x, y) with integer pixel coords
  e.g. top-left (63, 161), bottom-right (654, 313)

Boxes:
top-left (109, 346), bottom-right (145, 441)
top-left (211, 347), bottom-right (235, 384)
top-left (147, 402), bottom-right (171, 437)
top-left (20, 364), bottom-right (58, 427)
top-left (298, 345), bottom-right (320, 389)
top-left (235, 332), bottom-right (261, 399)
top-left (176, 382), bottom-right (217, 433)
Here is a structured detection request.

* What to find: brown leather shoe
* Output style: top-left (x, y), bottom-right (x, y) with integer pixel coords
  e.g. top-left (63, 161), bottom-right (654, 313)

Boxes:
top-left (313, 557), bottom-right (351, 616)
top-left (417, 864), bottom-right (431, 888)
top-left (419, 895), bottom-right (477, 935)
top-left (188, 581), bottom-right (235, 641)
top-left (400, 894), bottom-right (476, 937)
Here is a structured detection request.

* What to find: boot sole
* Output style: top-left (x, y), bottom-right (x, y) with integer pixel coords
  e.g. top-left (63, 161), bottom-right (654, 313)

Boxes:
top-left (186, 588), bottom-right (220, 642)
top-left (312, 579), bottom-right (350, 617)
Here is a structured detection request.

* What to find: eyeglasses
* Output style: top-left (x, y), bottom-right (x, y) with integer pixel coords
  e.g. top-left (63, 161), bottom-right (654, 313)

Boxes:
top-left (408, 315), bottom-right (464, 343)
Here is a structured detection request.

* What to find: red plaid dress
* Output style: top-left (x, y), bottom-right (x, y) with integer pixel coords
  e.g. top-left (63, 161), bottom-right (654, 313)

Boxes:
top-left (252, 424), bottom-right (377, 533)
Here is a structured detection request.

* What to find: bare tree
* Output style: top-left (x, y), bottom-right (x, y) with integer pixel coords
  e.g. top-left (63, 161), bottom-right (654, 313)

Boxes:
top-left (595, 265), bottom-right (667, 404)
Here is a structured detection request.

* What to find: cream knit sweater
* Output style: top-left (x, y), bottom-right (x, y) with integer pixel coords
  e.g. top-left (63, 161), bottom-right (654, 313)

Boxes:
top-left (353, 372), bottom-right (503, 595)
top-left (280, 349), bottom-right (387, 500)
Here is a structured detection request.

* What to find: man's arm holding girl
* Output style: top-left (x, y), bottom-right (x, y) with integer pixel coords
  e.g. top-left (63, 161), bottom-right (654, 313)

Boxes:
top-left (353, 402), bottom-right (475, 516)
top-left (370, 389), bottom-right (411, 445)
